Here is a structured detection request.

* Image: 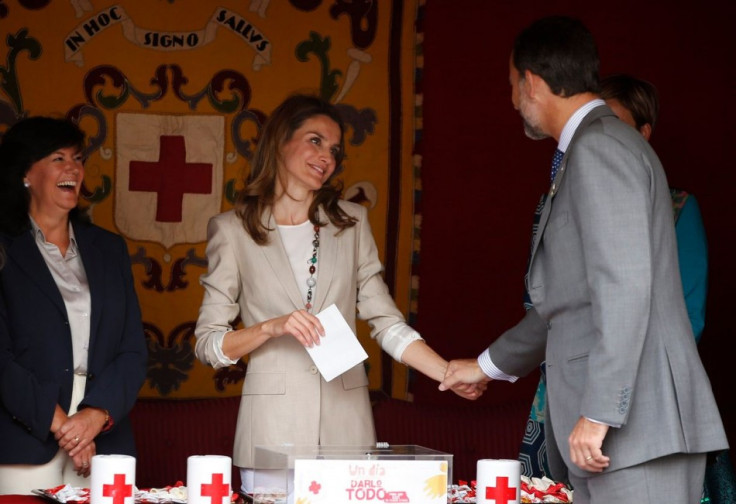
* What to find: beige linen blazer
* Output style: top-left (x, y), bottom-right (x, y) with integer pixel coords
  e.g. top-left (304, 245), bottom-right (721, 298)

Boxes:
top-left (195, 201), bottom-right (410, 468)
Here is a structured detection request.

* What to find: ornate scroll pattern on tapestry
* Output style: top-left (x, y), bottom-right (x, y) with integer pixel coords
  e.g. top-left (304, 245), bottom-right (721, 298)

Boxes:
top-left (0, 0), bottom-right (419, 399)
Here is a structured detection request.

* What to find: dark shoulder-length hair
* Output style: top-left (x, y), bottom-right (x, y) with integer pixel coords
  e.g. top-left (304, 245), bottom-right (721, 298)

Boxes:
top-left (0, 116), bottom-right (86, 236)
top-left (235, 93), bottom-right (356, 244)
top-left (600, 74), bottom-right (659, 131)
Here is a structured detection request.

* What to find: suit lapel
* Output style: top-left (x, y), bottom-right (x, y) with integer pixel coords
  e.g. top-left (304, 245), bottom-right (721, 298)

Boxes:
top-left (5, 230), bottom-right (67, 316)
top-left (528, 105), bottom-right (613, 269)
top-left (73, 223), bottom-right (103, 341)
top-left (259, 210), bottom-right (309, 310)
top-left (312, 208), bottom-right (336, 313)
top-left (529, 193), bottom-right (553, 268)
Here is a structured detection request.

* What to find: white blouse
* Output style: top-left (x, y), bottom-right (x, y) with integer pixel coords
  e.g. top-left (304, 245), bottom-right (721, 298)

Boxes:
top-left (30, 217), bottom-right (91, 374)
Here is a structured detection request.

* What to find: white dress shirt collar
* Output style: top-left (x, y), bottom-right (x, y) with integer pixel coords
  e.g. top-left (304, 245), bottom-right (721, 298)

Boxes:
top-left (557, 98), bottom-right (606, 153)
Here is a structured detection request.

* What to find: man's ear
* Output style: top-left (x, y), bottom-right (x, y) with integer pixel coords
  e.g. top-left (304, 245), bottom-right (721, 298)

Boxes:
top-left (640, 123), bottom-right (652, 141)
top-left (522, 69), bottom-right (535, 97)
top-left (524, 70), bottom-right (547, 101)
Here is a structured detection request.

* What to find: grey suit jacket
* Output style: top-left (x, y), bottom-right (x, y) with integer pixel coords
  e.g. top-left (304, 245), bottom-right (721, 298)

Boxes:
top-left (195, 201), bottom-right (413, 468)
top-left (489, 105), bottom-right (728, 478)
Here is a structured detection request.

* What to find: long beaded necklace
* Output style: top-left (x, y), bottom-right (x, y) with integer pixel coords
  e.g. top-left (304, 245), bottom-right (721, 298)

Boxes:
top-left (305, 224), bottom-right (320, 312)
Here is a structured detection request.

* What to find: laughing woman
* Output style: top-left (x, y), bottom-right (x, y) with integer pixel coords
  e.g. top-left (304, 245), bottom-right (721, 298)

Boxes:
top-left (0, 117), bottom-right (147, 494)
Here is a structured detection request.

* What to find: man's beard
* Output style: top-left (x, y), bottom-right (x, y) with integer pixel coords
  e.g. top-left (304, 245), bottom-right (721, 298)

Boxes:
top-left (522, 118), bottom-right (548, 140)
top-left (519, 97), bottom-right (548, 140)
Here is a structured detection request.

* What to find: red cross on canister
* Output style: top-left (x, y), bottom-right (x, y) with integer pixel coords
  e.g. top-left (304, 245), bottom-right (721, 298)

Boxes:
top-left (187, 455), bottom-right (232, 504)
top-left (90, 454), bottom-right (136, 504)
top-left (476, 459), bottom-right (521, 504)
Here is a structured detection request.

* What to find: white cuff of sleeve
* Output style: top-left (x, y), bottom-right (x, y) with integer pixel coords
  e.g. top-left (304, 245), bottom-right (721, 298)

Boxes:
top-left (477, 350), bottom-right (518, 383)
top-left (213, 330), bottom-right (239, 368)
top-left (382, 323), bottom-right (423, 362)
top-left (585, 416), bottom-right (620, 428)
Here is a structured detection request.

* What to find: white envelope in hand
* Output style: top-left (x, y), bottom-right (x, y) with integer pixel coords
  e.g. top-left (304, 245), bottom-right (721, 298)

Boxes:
top-left (307, 304), bottom-right (368, 382)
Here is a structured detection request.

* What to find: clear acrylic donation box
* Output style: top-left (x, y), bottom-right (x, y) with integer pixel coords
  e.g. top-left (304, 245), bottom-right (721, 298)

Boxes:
top-left (252, 444), bottom-right (452, 503)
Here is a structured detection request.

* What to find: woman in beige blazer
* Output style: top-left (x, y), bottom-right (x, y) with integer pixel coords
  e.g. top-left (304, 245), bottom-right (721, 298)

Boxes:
top-left (194, 94), bottom-right (479, 493)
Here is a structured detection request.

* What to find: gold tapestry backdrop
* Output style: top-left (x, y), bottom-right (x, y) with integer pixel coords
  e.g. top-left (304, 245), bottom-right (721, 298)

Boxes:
top-left (0, 0), bottom-right (420, 398)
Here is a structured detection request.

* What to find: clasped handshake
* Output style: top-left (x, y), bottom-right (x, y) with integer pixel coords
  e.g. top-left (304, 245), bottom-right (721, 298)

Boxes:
top-left (438, 358), bottom-right (492, 400)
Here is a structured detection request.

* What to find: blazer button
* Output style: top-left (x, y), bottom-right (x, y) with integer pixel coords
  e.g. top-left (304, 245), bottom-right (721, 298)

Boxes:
top-left (309, 366), bottom-right (318, 375)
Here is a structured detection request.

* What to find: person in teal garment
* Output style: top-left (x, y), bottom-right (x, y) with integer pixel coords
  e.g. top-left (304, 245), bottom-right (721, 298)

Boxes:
top-left (517, 73), bottom-right (734, 503)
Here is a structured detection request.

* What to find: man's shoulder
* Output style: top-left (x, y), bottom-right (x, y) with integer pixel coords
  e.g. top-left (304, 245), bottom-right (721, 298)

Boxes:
top-left (576, 113), bottom-right (651, 153)
top-left (583, 108), bottom-right (632, 135)
top-left (568, 114), bottom-right (664, 180)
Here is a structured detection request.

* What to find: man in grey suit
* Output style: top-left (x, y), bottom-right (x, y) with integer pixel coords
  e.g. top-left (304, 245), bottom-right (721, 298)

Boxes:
top-left (439, 16), bottom-right (728, 503)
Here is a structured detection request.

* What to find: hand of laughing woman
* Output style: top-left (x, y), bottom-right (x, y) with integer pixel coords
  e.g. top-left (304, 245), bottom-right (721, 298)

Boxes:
top-left (55, 407), bottom-right (107, 457)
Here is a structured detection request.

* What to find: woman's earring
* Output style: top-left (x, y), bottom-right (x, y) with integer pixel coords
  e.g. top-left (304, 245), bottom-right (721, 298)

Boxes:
top-left (23, 180), bottom-right (30, 188)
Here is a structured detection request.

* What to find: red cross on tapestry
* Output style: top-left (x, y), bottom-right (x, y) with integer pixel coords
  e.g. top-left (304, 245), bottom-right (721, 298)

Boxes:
top-left (115, 113), bottom-right (224, 249)
top-left (129, 135), bottom-right (213, 222)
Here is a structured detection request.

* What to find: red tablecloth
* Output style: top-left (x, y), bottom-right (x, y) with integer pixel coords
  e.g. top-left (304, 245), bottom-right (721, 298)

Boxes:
top-left (0, 497), bottom-right (46, 503)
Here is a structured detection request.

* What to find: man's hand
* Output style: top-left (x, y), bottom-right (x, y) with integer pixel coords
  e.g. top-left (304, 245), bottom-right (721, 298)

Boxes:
top-left (438, 359), bottom-right (491, 394)
top-left (449, 381), bottom-right (487, 400)
top-left (568, 416), bottom-right (610, 472)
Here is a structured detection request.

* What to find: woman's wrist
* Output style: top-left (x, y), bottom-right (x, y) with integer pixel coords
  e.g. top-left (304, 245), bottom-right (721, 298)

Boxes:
top-left (50, 404), bottom-right (68, 434)
top-left (88, 407), bottom-right (113, 432)
top-left (100, 409), bottom-right (113, 432)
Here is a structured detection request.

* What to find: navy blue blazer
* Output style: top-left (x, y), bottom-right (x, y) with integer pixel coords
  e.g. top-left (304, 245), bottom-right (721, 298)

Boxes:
top-left (0, 220), bottom-right (147, 464)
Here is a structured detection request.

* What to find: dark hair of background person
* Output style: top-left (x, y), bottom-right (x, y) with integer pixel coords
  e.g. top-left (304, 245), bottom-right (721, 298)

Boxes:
top-left (600, 74), bottom-right (660, 130)
top-left (512, 16), bottom-right (600, 97)
top-left (0, 116), bottom-right (87, 236)
top-left (235, 93), bottom-right (356, 245)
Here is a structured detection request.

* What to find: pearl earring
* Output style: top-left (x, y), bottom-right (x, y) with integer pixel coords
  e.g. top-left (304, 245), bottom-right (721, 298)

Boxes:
top-left (23, 180), bottom-right (30, 188)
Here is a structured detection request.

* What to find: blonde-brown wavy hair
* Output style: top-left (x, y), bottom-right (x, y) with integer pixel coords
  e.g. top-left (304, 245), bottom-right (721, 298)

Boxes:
top-left (235, 93), bottom-right (357, 244)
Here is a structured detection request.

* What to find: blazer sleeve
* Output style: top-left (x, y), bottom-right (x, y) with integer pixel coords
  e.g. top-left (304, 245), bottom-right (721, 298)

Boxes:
top-left (566, 131), bottom-right (656, 425)
top-left (675, 195), bottom-right (708, 342)
top-left (351, 205), bottom-right (420, 361)
top-left (0, 270), bottom-right (60, 441)
top-left (194, 214), bottom-right (243, 368)
top-left (488, 306), bottom-right (548, 378)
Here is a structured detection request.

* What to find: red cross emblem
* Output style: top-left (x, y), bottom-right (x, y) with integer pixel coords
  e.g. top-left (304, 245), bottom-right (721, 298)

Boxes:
top-left (102, 473), bottom-right (133, 504)
top-left (485, 476), bottom-right (517, 504)
top-left (200, 472), bottom-right (230, 504)
top-left (129, 135), bottom-right (213, 222)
